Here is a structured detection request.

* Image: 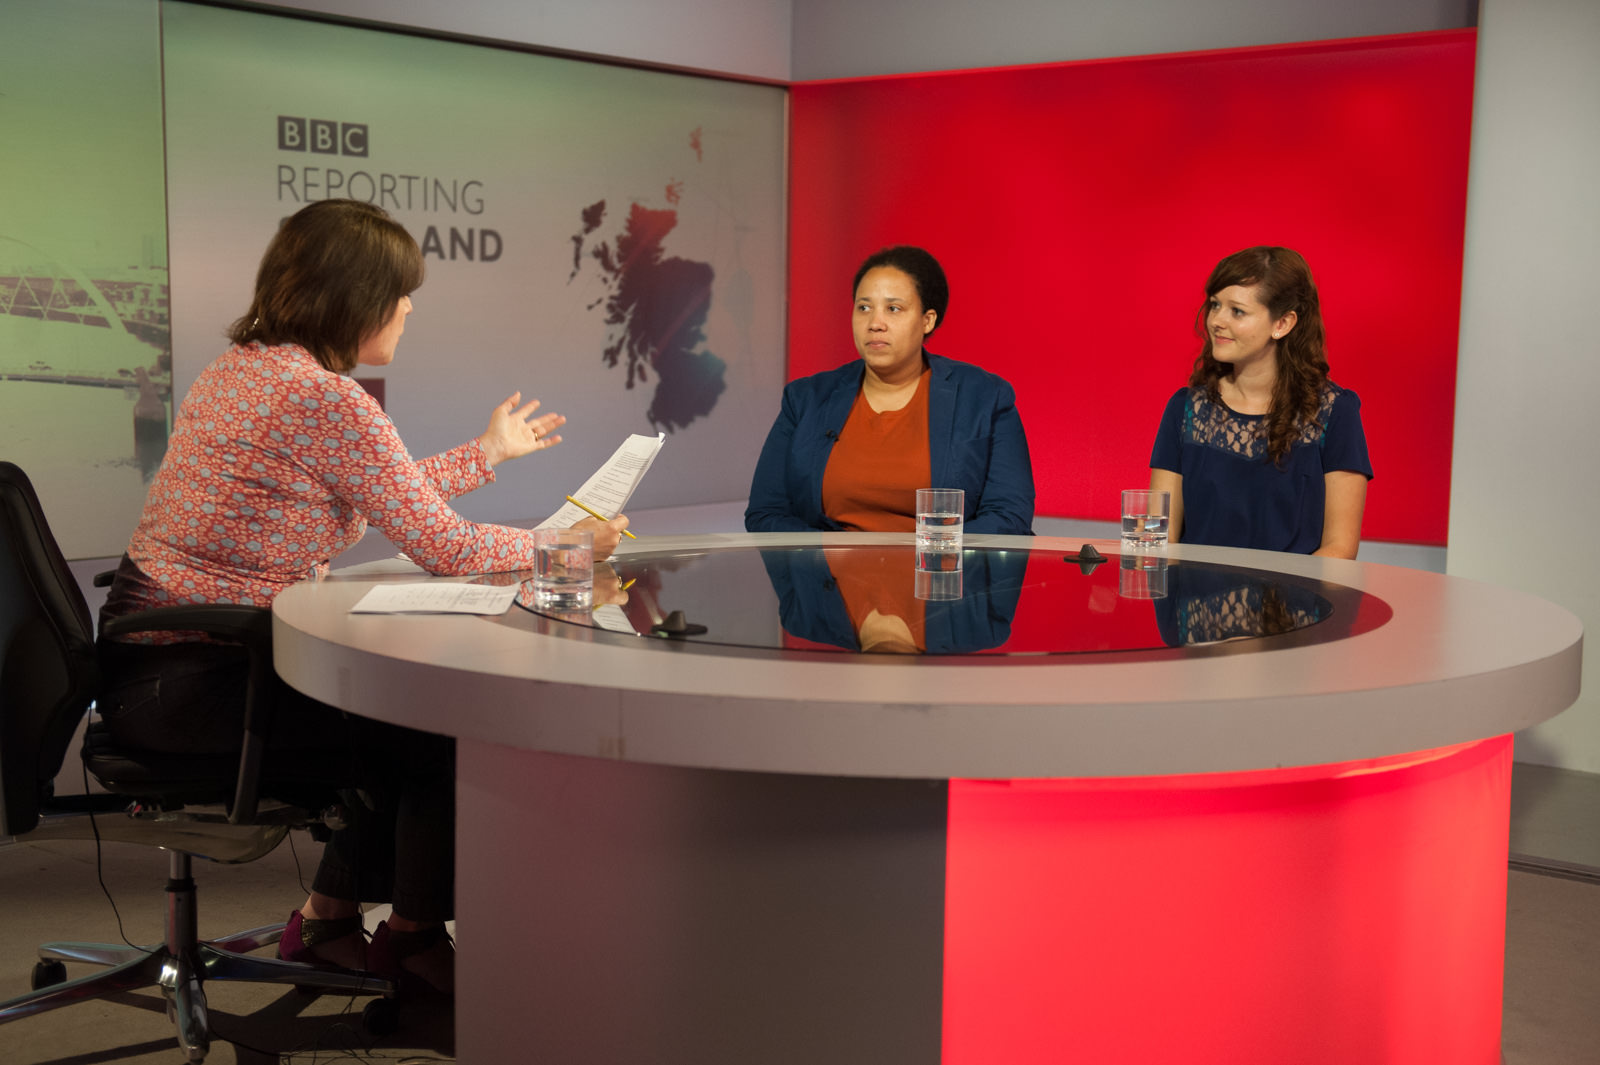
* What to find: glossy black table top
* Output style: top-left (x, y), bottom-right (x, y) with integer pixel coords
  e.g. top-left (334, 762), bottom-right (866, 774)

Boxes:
top-left (508, 542), bottom-right (1389, 658)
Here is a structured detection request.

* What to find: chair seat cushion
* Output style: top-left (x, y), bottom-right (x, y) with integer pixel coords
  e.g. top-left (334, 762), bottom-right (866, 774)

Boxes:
top-left (83, 722), bottom-right (352, 812)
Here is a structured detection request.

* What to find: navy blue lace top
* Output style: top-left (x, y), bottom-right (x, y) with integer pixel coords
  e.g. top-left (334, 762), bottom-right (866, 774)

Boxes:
top-left (1149, 384), bottom-right (1373, 554)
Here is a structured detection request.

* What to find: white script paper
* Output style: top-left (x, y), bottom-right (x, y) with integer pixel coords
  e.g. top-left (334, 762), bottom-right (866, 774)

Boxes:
top-left (539, 432), bottom-right (665, 529)
top-left (589, 604), bottom-right (639, 633)
top-left (350, 582), bottom-right (520, 615)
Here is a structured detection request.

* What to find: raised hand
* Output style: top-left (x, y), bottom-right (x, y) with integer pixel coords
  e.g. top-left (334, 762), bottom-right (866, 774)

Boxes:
top-left (478, 392), bottom-right (566, 467)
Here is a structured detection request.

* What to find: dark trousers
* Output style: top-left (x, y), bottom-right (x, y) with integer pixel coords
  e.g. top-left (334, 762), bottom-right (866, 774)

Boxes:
top-left (98, 639), bottom-right (455, 922)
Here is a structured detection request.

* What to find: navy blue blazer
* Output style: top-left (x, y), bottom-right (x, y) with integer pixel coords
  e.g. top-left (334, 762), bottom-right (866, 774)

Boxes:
top-left (744, 353), bottom-right (1035, 534)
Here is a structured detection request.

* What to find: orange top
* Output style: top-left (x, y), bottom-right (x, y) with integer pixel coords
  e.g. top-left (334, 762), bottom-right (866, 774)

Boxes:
top-left (820, 368), bottom-right (932, 532)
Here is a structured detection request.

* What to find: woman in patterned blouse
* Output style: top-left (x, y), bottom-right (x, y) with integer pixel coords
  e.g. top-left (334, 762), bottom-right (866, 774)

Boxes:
top-left (1147, 246), bottom-right (1372, 558)
top-left (98, 199), bottom-right (628, 995)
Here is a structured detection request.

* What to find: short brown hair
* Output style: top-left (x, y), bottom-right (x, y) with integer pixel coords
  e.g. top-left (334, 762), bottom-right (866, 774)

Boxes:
top-left (852, 245), bottom-right (949, 334)
top-left (227, 199), bottom-right (424, 373)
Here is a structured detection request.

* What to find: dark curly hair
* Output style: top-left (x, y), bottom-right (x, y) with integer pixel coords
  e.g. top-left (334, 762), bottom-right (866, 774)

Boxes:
top-left (228, 199), bottom-right (424, 374)
top-left (1189, 246), bottom-right (1329, 465)
top-left (851, 245), bottom-right (949, 335)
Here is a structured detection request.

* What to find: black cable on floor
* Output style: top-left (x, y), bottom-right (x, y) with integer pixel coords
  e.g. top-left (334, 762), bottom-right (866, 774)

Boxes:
top-left (1509, 854), bottom-right (1600, 885)
top-left (81, 755), bottom-right (145, 953)
top-left (289, 826), bottom-right (312, 896)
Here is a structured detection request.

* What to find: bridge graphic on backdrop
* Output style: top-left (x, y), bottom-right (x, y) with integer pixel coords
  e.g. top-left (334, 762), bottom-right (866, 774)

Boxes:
top-left (0, 235), bottom-right (171, 394)
top-left (1, 235), bottom-right (174, 482)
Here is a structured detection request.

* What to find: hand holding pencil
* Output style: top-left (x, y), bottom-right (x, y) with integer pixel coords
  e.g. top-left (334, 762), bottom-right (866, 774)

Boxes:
top-left (567, 495), bottom-right (633, 560)
top-left (566, 495), bottom-right (636, 538)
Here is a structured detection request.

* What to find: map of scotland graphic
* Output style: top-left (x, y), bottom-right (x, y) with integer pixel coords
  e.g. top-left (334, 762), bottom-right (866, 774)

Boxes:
top-left (571, 197), bottom-right (727, 433)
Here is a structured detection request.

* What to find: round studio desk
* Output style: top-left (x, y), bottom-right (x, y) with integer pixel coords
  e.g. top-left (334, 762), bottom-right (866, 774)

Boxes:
top-left (271, 532), bottom-right (1582, 1065)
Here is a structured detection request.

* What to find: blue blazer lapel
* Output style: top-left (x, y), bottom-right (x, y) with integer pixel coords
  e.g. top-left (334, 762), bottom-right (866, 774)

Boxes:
top-left (820, 363), bottom-right (862, 436)
top-left (926, 354), bottom-right (959, 501)
top-left (804, 363), bottom-right (865, 524)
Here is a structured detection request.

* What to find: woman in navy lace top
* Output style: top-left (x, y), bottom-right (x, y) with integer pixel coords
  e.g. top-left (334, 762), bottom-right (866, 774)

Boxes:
top-left (1148, 247), bottom-right (1372, 557)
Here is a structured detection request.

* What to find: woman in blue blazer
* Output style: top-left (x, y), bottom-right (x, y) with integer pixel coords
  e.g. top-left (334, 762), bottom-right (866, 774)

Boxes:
top-left (745, 246), bottom-right (1034, 534)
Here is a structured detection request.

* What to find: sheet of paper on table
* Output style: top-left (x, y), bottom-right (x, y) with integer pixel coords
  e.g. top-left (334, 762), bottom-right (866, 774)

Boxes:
top-left (538, 432), bottom-right (665, 528)
top-left (590, 604), bottom-right (639, 633)
top-left (350, 582), bottom-right (520, 615)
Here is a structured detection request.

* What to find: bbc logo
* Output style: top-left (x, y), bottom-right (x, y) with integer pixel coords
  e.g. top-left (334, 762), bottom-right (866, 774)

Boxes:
top-left (278, 116), bottom-right (368, 157)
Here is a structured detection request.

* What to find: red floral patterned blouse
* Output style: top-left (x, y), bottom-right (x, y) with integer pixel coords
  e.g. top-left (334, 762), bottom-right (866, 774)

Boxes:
top-left (106, 343), bottom-right (541, 618)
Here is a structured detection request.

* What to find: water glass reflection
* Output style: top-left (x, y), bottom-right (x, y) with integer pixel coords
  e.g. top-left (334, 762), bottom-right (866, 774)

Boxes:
top-left (914, 546), bottom-right (963, 601)
top-left (1118, 552), bottom-right (1168, 599)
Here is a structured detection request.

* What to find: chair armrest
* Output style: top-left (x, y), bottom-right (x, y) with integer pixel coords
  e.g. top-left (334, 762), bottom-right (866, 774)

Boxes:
top-left (99, 604), bottom-right (274, 825)
top-left (99, 604), bottom-right (272, 646)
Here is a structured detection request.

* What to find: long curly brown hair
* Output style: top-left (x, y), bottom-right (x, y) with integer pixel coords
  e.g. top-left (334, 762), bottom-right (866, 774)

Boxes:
top-left (1189, 246), bottom-right (1329, 465)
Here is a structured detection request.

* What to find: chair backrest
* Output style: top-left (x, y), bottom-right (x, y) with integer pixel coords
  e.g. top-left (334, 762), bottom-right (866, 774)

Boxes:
top-left (0, 461), bottom-right (101, 836)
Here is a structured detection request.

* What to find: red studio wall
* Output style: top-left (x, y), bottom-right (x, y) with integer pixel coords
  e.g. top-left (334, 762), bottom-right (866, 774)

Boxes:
top-left (788, 30), bottom-right (1475, 545)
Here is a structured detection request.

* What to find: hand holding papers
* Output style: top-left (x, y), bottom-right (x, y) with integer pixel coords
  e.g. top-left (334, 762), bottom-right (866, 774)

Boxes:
top-left (350, 582), bottom-right (520, 615)
top-left (539, 432), bottom-right (664, 534)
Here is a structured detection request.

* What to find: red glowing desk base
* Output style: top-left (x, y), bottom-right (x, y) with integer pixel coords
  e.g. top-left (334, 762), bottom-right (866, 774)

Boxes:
top-left (944, 736), bottom-right (1512, 1064)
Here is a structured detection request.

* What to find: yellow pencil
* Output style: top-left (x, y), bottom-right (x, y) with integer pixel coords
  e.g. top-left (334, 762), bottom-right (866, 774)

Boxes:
top-left (565, 494), bottom-right (638, 538)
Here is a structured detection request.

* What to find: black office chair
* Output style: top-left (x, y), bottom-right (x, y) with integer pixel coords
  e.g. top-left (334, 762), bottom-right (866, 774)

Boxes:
top-left (0, 460), bottom-right (394, 1062)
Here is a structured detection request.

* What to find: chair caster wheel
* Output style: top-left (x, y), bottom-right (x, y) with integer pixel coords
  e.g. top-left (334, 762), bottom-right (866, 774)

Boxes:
top-left (363, 996), bottom-right (401, 1036)
top-left (31, 960), bottom-right (68, 990)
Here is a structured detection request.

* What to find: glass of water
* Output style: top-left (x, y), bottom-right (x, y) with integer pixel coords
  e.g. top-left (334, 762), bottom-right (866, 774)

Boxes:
top-left (916, 488), bottom-right (964, 551)
top-left (1120, 489), bottom-right (1170, 548)
top-left (533, 527), bottom-right (594, 610)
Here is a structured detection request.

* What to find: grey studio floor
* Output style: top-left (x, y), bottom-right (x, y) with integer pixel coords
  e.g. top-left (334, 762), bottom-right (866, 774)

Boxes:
top-left (1, 764), bottom-right (1597, 1064)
